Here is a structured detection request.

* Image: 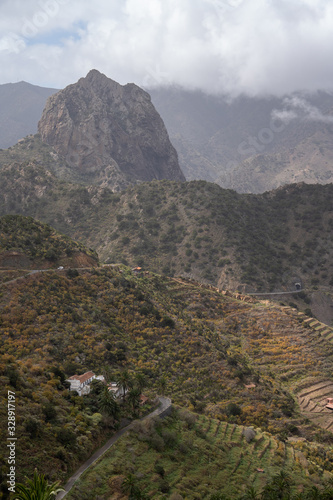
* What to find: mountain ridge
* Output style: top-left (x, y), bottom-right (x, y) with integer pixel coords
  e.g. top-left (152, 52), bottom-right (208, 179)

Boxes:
top-left (2, 78), bottom-right (333, 193)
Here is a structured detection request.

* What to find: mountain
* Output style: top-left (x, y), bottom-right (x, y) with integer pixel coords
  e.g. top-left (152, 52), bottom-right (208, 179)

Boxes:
top-left (0, 71), bottom-right (332, 323)
top-left (0, 81), bottom-right (57, 149)
top-left (148, 87), bottom-right (333, 192)
top-left (2, 79), bottom-right (333, 193)
top-left (38, 70), bottom-right (185, 188)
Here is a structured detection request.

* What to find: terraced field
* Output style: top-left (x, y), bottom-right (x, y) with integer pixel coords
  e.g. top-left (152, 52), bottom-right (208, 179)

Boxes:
top-left (297, 380), bottom-right (333, 431)
top-left (65, 409), bottom-right (318, 499)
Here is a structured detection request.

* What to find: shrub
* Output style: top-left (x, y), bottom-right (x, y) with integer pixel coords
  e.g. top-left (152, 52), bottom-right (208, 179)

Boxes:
top-left (226, 403), bottom-right (242, 417)
top-left (56, 428), bottom-right (77, 448)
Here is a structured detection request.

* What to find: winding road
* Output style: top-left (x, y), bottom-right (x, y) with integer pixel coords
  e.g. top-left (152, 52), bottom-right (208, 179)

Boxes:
top-left (56, 396), bottom-right (172, 499)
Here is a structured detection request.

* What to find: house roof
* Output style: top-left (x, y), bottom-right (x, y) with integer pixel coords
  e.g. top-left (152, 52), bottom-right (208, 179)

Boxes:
top-left (68, 371), bottom-right (95, 384)
top-left (108, 382), bottom-right (119, 393)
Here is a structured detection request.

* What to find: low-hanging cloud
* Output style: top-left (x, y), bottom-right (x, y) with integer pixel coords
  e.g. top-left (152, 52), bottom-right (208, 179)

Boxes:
top-left (272, 96), bottom-right (333, 124)
top-left (0, 0), bottom-right (333, 96)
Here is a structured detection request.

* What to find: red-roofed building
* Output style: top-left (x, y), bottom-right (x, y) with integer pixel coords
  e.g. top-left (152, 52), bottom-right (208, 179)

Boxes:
top-left (67, 371), bottom-right (105, 396)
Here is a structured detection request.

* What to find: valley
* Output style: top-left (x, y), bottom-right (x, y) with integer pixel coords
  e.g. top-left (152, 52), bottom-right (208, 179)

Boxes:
top-left (0, 70), bottom-right (333, 499)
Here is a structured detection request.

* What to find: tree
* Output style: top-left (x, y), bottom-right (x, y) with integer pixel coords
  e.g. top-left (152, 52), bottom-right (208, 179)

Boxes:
top-left (239, 486), bottom-right (260, 499)
top-left (157, 376), bottom-right (167, 395)
top-left (121, 473), bottom-right (147, 499)
top-left (127, 387), bottom-right (141, 415)
top-left (98, 387), bottom-right (119, 420)
top-left (116, 370), bottom-right (132, 401)
top-left (261, 470), bottom-right (292, 499)
top-left (14, 469), bottom-right (64, 499)
top-left (134, 372), bottom-right (147, 393)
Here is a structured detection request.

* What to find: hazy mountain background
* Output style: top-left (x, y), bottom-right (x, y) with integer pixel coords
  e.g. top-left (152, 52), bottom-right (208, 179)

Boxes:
top-left (0, 81), bottom-right (56, 149)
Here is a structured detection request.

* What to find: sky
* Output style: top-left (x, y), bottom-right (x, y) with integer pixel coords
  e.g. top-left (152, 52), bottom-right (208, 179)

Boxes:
top-left (0, 0), bottom-right (333, 96)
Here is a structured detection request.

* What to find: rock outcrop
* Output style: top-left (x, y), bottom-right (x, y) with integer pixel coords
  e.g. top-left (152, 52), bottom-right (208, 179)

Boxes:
top-left (38, 70), bottom-right (185, 187)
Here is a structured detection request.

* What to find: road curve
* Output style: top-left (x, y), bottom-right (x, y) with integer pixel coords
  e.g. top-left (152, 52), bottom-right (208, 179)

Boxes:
top-left (56, 397), bottom-right (172, 499)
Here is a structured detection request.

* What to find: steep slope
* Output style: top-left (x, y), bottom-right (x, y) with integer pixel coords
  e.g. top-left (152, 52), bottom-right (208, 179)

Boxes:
top-left (217, 126), bottom-right (333, 193)
top-left (1, 266), bottom-right (333, 497)
top-left (38, 70), bottom-right (185, 188)
top-left (0, 144), bottom-right (332, 323)
top-left (0, 214), bottom-right (98, 271)
top-left (149, 87), bottom-right (333, 192)
top-left (0, 81), bottom-right (57, 149)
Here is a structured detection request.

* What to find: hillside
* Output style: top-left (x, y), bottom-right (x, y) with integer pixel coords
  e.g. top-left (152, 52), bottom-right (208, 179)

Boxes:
top-left (1, 265), bottom-right (333, 498)
top-left (65, 409), bottom-right (333, 499)
top-left (149, 87), bottom-right (333, 193)
top-left (0, 140), bottom-right (332, 324)
top-left (0, 215), bottom-right (98, 272)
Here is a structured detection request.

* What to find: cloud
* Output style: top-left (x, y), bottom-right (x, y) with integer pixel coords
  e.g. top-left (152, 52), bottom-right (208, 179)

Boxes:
top-left (0, 0), bottom-right (333, 96)
top-left (272, 96), bottom-right (333, 124)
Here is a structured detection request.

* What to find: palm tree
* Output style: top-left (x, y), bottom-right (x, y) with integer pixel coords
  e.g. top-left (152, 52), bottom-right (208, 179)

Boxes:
top-left (240, 486), bottom-right (260, 499)
top-left (116, 370), bottom-right (132, 401)
top-left (127, 387), bottom-right (141, 414)
top-left (14, 469), bottom-right (64, 499)
top-left (261, 470), bottom-right (292, 499)
top-left (122, 473), bottom-right (139, 498)
top-left (134, 372), bottom-right (147, 393)
top-left (98, 386), bottom-right (120, 420)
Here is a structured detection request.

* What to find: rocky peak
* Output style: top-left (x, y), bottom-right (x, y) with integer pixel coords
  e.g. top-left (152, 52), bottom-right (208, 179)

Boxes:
top-left (38, 70), bottom-right (185, 187)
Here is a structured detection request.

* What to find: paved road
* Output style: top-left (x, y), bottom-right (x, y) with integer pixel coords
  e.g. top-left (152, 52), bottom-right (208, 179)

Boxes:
top-left (56, 397), bottom-right (172, 499)
top-left (247, 289), bottom-right (304, 296)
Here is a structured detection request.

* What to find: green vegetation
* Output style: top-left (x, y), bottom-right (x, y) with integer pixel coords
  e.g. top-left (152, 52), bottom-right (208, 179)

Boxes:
top-left (1, 136), bottom-right (333, 305)
top-left (65, 408), bottom-right (333, 499)
top-left (14, 469), bottom-right (63, 500)
top-left (1, 136), bottom-right (333, 497)
top-left (0, 215), bottom-right (98, 268)
top-left (1, 265), bottom-right (333, 497)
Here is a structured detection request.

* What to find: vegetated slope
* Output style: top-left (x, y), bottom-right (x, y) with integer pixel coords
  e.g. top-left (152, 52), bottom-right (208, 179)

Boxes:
top-left (0, 142), bottom-right (333, 323)
top-left (0, 81), bottom-right (57, 149)
top-left (149, 87), bottom-right (333, 193)
top-left (0, 214), bottom-right (98, 271)
top-left (65, 408), bottom-right (331, 500)
top-left (1, 266), bottom-right (333, 497)
top-left (81, 180), bottom-right (333, 322)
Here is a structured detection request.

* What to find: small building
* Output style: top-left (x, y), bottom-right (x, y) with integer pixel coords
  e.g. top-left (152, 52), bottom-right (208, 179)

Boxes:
top-left (66, 371), bottom-right (105, 396)
top-left (108, 382), bottom-right (128, 399)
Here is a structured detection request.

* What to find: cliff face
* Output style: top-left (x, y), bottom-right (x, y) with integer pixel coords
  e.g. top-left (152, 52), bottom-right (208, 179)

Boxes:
top-left (38, 70), bottom-right (185, 185)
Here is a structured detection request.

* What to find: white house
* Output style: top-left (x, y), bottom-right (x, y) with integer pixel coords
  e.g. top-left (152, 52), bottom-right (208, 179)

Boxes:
top-left (66, 371), bottom-right (105, 396)
top-left (108, 382), bottom-right (128, 399)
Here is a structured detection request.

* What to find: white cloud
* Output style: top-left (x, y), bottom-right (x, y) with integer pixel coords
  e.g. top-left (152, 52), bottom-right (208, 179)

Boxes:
top-left (0, 0), bottom-right (333, 96)
top-left (272, 96), bottom-right (333, 124)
